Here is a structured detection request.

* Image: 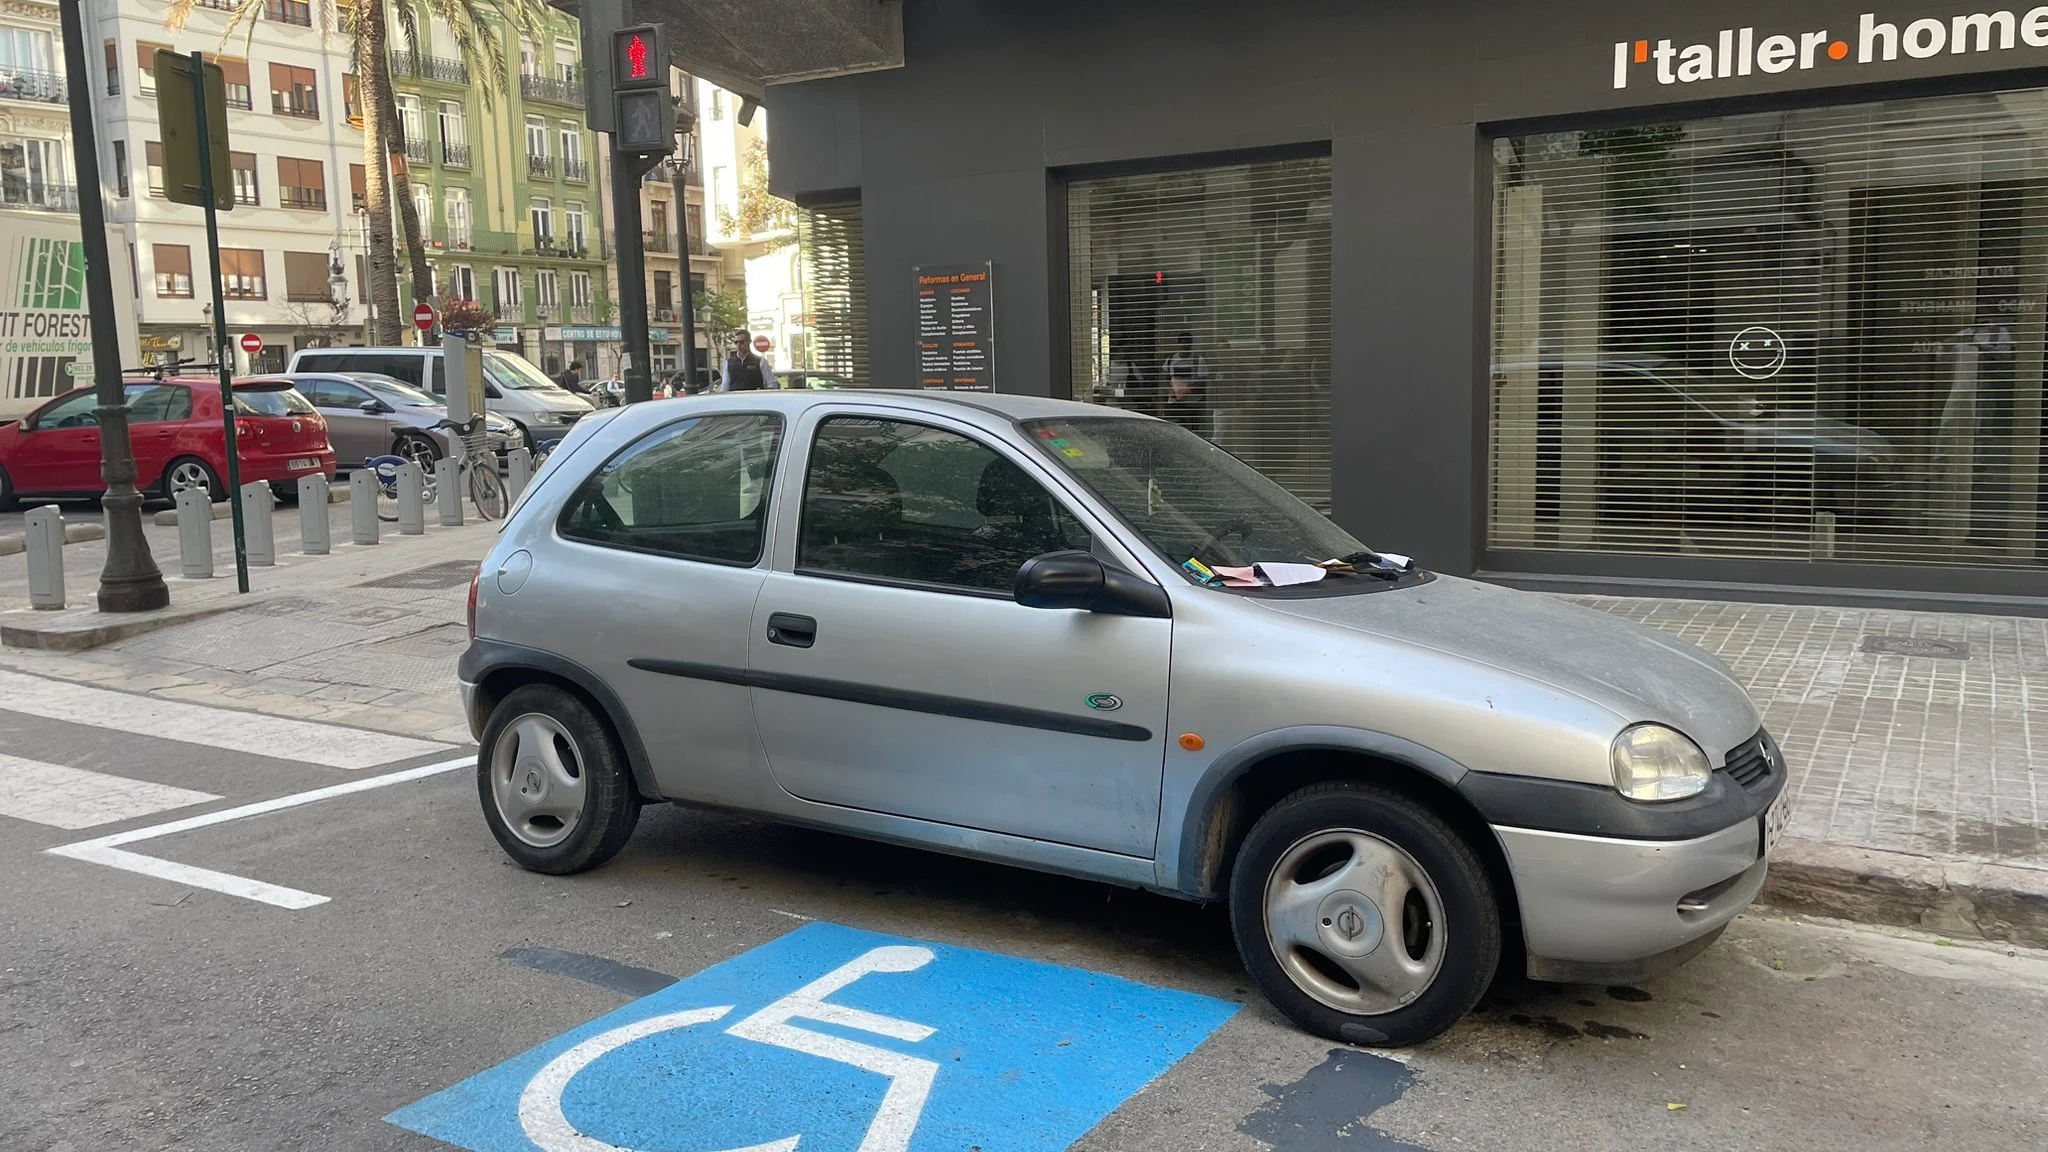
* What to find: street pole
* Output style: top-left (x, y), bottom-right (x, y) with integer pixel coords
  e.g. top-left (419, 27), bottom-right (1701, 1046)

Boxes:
top-left (612, 148), bottom-right (655, 403)
top-left (60, 0), bottom-right (168, 612)
top-left (670, 123), bottom-right (699, 390)
top-left (189, 50), bottom-right (249, 594)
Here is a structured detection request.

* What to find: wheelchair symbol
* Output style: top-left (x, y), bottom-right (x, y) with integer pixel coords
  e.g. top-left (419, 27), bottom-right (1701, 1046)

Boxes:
top-left (518, 945), bottom-right (940, 1152)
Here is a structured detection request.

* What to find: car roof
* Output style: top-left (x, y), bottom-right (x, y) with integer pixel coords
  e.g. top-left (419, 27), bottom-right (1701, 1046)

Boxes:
top-left (662, 389), bottom-right (1154, 424)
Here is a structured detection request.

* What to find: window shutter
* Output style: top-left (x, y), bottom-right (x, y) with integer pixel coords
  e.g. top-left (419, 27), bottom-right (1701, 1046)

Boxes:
top-left (797, 201), bottom-right (869, 386)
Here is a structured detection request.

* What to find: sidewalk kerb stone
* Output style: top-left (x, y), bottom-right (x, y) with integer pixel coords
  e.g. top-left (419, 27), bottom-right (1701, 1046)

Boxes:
top-left (1761, 836), bottom-right (2048, 950)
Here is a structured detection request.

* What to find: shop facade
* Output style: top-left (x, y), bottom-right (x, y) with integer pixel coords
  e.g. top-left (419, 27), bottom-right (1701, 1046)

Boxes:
top-left (765, 0), bottom-right (2048, 607)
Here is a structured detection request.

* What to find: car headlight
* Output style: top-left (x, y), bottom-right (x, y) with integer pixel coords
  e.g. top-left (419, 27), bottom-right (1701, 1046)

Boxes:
top-left (533, 411), bottom-right (568, 425)
top-left (1610, 724), bottom-right (1712, 802)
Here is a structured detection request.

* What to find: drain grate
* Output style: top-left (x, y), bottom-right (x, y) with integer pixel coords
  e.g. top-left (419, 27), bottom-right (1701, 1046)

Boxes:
top-left (355, 559), bottom-right (480, 591)
top-left (1861, 635), bottom-right (1971, 660)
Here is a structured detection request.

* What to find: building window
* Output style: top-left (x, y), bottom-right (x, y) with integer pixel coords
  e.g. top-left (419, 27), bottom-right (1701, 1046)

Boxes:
top-left (276, 156), bottom-right (325, 210)
top-left (650, 198), bottom-right (668, 237)
top-left (269, 63), bottom-right (319, 119)
top-left (569, 270), bottom-right (592, 307)
top-left (709, 88), bottom-right (724, 121)
top-left (493, 267), bottom-right (522, 311)
top-left (217, 57), bottom-right (252, 110)
top-left (438, 100), bottom-right (467, 165)
top-left (265, 0), bottom-right (313, 27)
top-left (223, 151), bottom-right (257, 205)
top-left (564, 201), bottom-right (586, 252)
top-left (554, 39), bottom-right (578, 85)
top-left (397, 93), bottom-right (425, 149)
top-left (136, 42), bottom-right (169, 98)
top-left (530, 198), bottom-right (553, 246)
top-left (0, 134), bottom-right (69, 210)
top-left (103, 40), bottom-right (119, 96)
top-left (445, 186), bottom-right (471, 247)
top-left (1489, 87), bottom-right (2048, 570)
top-left (349, 163), bottom-right (365, 211)
top-left (450, 264), bottom-right (475, 302)
top-left (221, 248), bottom-right (266, 299)
top-left (797, 201), bottom-right (869, 389)
top-left (559, 122), bottom-right (583, 166)
top-left (519, 37), bottom-right (536, 76)
top-left (144, 140), bottom-right (165, 196)
top-left (153, 244), bottom-right (193, 298)
top-left (652, 270), bottom-right (673, 317)
top-left (283, 250), bottom-right (333, 303)
top-left (111, 140), bottom-right (129, 198)
top-left (1065, 158), bottom-right (1332, 508)
top-left (412, 182), bottom-right (432, 229)
top-left (526, 115), bottom-right (548, 158)
top-left (343, 72), bottom-right (361, 121)
top-left (536, 269), bottom-right (559, 314)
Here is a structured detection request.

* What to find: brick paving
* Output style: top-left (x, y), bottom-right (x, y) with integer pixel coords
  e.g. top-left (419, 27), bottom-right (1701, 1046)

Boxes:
top-left (1581, 597), bottom-right (2048, 873)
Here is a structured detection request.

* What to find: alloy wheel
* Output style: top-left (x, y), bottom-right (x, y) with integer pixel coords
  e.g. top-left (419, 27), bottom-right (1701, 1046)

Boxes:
top-left (1263, 828), bottom-right (1448, 1015)
top-left (489, 713), bottom-right (587, 849)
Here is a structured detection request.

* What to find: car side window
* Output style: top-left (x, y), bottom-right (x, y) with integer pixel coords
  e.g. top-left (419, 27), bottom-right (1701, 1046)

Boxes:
top-left (36, 391), bottom-right (101, 428)
top-left (294, 378), bottom-right (339, 408)
top-left (125, 384), bottom-right (189, 423)
top-left (327, 380), bottom-right (373, 408)
top-left (797, 417), bottom-right (1094, 594)
top-left (558, 413), bottom-right (783, 565)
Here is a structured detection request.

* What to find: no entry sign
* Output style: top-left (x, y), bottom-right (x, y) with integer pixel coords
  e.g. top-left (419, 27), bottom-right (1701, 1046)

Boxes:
top-left (414, 302), bottom-right (438, 332)
top-left (238, 332), bottom-right (262, 355)
top-left (753, 334), bottom-right (772, 353)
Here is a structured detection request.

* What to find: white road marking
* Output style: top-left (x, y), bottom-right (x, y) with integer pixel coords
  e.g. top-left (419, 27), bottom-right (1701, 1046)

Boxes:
top-left (0, 668), bottom-right (447, 770)
top-left (0, 755), bottom-right (218, 829)
top-left (46, 757), bottom-right (471, 908)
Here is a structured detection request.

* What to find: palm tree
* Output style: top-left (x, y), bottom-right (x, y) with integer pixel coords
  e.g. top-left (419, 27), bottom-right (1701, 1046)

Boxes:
top-left (169, 0), bottom-right (544, 345)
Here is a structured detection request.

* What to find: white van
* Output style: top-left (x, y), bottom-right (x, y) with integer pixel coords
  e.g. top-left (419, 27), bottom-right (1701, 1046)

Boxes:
top-left (285, 346), bottom-right (593, 448)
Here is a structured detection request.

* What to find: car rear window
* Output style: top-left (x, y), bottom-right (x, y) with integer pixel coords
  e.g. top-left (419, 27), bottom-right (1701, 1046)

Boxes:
top-left (234, 386), bottom-right (318, 417)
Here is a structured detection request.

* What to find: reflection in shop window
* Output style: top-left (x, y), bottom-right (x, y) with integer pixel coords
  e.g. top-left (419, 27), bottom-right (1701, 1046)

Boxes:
top-left (1066, 157), bottom-right (1332, 510)
top-left (1490, 91), bottom-right (2048, 569)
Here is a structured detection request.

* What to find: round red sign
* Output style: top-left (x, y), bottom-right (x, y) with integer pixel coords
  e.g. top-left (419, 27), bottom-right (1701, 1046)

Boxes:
top-left (753, 335), bottom-right (772, 353)
top-left (413, 302), bottom-right (438, 332)
top-left (239, 332), bottom-right (262, 354)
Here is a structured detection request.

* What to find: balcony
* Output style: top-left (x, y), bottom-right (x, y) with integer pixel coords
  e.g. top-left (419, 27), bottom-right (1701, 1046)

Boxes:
top-left (0, 183), bottom-right (79, 213)
top-left (526, 154), bottom-right (553, 178)
top-left (265, 0), bottom-right (312, 27)
top-left (0, 68), bottom-right (66, 106)
top-left (391, 51), bottom-right (468, 85)
top-left (643, 231), bottom-right (673, 254)
top-left (225, 85), bottom-right (253, 111)
top-left (441, 142), bottom-right (471, 168)
top-left (562, 158), bottom-right (588, 183)
top-left (519, 73), bottom-right (582, 107)
top-left (569, 304), bottom-right (595, 324)
top-left (271, 92), bottom-right (319, 119)
top-left (403, 136), bottom-right (429, 164)
top-left (281, 187), bottom-right (327, 211)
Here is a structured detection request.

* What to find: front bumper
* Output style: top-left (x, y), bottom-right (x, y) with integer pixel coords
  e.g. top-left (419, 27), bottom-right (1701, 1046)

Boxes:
top-left (1498, 817), bottom-right (1769, 983)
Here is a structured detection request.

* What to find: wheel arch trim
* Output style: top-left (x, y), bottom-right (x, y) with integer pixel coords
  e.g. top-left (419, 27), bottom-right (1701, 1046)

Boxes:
top-left (461, 639), bottom-right (662, 802)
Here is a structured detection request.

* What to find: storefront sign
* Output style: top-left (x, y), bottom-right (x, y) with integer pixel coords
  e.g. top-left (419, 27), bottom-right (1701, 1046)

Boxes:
top-left (915, 262), bottom-right (995, 391)
top-left (1613, 8), bottom-right (2048, 90)
top-left (138, 334), bottom-right (184, 354)
top-left (492, 327), bottom-right (521, 344)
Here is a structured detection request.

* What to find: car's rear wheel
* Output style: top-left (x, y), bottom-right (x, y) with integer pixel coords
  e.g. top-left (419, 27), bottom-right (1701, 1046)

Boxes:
top-left (478, 684), bottom-right (640, 875)
top-left (162, 456), bottom-right (224, 503)
top-left (394, 431), bottom-right (440, 473)
top-left (1229, 781), bottom-right (1499, 1047)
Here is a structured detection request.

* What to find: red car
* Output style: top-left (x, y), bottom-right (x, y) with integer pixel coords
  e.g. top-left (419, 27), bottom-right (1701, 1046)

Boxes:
top-left (0, 377), bottom-right (336, 509)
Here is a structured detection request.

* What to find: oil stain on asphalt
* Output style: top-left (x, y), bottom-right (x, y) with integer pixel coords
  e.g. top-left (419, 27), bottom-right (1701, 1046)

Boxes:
top-left (1239, 1048), bottom-right (1428, 1151)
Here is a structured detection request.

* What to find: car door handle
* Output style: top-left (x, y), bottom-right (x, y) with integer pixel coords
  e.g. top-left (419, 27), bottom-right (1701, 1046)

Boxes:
top-left (765, 613), bottom-right (817, 649)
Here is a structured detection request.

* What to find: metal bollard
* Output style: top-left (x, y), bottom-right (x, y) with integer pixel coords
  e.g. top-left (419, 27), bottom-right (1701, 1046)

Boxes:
top-left (506, 447), bottom-right (533, 503)
top-left (24, 504), bottom-right (63, 610)
top-left (241, 482), bottom-right (275, 566)
top-left (349, 470), bottom-right (379, 545)
top-left (434, 456), bottom-right (463, 527)
top-left (175, 487), bottom-right (214, 578)
top-left (298, 474), bottom-right (330, 555)
top-left (397, 462), bottom-right (427, 535)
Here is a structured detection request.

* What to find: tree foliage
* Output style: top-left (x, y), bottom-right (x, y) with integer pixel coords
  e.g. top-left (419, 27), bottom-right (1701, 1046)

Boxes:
top-left (718, 139), bottom-right (798, 249)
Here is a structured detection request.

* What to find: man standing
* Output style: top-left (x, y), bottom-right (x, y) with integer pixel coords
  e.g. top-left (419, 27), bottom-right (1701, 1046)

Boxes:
top-left (1163, 332), bottom-right (1210, 437)
top-left (723, 331), bottom-right (775, 391)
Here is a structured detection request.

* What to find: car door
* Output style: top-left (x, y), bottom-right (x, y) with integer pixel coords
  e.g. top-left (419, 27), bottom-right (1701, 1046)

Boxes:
top-left (11, 390), bottom-right (107, 493)
top-left (310, 378), bottom-right (392, 467)
top-left (124, 382), bottom-right (193, 485)
top-left (548, 409), bottom-right (785, 806)
top-left (747, 408), bottom-right (1173, 859)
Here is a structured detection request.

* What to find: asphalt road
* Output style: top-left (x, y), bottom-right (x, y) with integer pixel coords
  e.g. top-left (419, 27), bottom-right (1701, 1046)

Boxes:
top-left (2, 681), bottom-right (2043, 1152)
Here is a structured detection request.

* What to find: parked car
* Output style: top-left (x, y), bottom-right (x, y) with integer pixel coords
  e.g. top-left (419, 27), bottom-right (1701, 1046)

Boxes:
top-left (779, 371), bottom-right (865, 390)
top-left (462, 391), bottom-right (1788, 1046)
top-left (285, 346), bottom-right (593, 451)
top-left (0, 378), bottom-right (334, 509)
top-left (277, 372), bottom-right (517, 473)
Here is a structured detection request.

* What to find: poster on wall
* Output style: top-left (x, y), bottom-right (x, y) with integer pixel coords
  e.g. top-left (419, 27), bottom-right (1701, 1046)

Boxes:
top-left (915, 262), bottom-right (995, 391)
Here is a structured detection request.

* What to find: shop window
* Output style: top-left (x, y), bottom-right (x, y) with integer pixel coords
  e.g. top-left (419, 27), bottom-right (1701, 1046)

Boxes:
top-left (1489, 88), bottom-right (2048, 569)
top-left (1066, 157), bottom-right (1333, 509)
top-left (796, 201), bottom-right (868, 387)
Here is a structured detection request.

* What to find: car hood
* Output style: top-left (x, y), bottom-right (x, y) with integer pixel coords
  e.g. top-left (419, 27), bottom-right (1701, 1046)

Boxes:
top-left (529, 390), bottom-right (594, 414)
top-left (1254, 576), bottom-right (1760, 759)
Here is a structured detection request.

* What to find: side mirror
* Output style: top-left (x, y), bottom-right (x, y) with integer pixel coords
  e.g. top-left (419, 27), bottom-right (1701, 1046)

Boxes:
top-left (359, 398), bottom-right (393, 414)
top-left (1015, 551), bottom-right (1171, 618)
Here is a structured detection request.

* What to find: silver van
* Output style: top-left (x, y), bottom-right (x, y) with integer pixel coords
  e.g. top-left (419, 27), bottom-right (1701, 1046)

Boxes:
top-left (285, 346), bottom-right (592, 449)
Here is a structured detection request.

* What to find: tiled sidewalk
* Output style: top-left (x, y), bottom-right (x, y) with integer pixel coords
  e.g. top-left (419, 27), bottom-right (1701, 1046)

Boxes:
top-left (1583, 597), bottom-right (2047, 874)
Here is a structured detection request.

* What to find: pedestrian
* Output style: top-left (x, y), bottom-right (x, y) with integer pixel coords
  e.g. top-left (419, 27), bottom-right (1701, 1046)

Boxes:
top-left (556, 361), bottom-right (583, 394)
top-left (722, 331), bottom-right (773, 391)
top-left (1162, 332), bottom-right (1211, 437)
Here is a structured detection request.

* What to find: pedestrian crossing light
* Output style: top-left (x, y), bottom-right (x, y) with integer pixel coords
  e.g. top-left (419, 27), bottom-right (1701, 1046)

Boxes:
top-left (611, 24), bottom-right (674, 156)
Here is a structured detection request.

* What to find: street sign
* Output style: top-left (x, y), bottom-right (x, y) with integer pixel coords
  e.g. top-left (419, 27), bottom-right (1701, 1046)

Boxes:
top-left (413, 302), bottom-right (438, 332)
top-left (153, 51), bottom-right (233, 212)
top-left (386, 922), bottom-right (1236, 1152)
top-left (753, 334), bottom-right (772, 353)
top-left (239, 332), bottom-right (262, 355)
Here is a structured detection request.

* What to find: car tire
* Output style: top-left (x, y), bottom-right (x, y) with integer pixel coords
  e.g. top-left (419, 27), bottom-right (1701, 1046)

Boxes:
top-left (162, 456), bottom-right (225, 503)
top-left (477, 683), bottom-right (640, 876)
top-left (1228, 781), bottom-right (1499, 1048)
top-left (393, 431), bottom-right (441, 473)
top-left (0, 465), bottom-right (17, 513)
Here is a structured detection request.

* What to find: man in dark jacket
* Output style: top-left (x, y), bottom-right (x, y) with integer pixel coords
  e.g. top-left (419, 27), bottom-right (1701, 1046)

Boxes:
top-left (723, 331), bottom-right (773, 391)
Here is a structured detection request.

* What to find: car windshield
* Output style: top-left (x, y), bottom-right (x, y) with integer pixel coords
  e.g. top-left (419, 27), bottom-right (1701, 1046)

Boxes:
top-left (349, 374), bottom-right (441, 408)
top-left (232, 386), bottom-right (317, 417)
top-left (1021, 416), bottom-right (1385, 577)
top-left (483, 351), bottom-right (565, 392)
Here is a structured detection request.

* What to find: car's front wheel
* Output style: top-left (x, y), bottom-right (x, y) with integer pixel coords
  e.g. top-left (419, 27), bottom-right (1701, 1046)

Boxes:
top-left (478, 684), bottom-right (640, 875)
top-left (1229, 781), bottom-right (1500, 1047)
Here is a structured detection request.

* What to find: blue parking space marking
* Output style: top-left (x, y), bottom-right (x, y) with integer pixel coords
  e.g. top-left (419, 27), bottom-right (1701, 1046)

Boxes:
top-left (387, 922), bottom-right (1239, 1152)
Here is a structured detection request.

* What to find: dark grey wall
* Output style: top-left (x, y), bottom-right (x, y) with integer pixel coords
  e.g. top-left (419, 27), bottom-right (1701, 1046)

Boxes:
top-left (762, 0), bottom-right (2048, 597)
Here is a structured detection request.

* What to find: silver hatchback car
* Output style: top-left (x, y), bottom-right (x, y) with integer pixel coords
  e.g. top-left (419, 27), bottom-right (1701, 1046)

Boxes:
top-left (461, 391), bottom-right (1790, 1046)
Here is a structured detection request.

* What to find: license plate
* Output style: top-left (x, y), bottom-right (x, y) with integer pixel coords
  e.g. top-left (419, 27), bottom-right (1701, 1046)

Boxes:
top-left (289, 457), bottom-right (319, 471)
top-left (1759, 790), bottom-right (1793, 857)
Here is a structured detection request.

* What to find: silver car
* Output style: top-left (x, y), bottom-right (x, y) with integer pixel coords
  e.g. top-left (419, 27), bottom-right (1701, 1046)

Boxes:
top-left (461, 391), bottom-right (1789, 1046)
top-left (280, 372), bottom-right (515, 473)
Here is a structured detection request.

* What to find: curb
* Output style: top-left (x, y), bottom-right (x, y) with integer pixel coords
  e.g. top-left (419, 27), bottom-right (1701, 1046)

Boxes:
top-left (1761, 837), bottom-right (2048, 950)
top-left (0, 598), bottom-right (251, 651)
top-left (0, 522), bottom-right (105, 557)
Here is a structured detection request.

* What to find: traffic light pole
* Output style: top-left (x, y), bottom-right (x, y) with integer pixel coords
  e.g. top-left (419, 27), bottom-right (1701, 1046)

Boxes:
top-left (191, 51), bottom-right (249, 594)
top-left (612, 148), bottom-right (658, 405)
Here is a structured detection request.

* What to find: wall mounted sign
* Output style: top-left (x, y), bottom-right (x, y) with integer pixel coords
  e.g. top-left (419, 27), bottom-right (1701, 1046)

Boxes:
top-left (1611, 8), bottom-right (2048, 91)
top-left (915, 262), bottom-right (995, 392)
top-left (1729, 325), bottom-right (1788, 379)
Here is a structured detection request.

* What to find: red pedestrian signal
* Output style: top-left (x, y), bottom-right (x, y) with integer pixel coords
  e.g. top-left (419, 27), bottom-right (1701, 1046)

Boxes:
top-left (626, 33), bottom-right (648, 79)
top-left (611, 24), bottom-right (666, 91)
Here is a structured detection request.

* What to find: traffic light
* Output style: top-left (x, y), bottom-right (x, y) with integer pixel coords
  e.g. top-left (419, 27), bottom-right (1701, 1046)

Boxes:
top-left (611, 24), bottom-right (674, 156)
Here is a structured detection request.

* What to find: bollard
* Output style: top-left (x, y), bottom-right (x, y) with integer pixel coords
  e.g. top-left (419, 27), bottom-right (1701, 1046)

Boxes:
top-left (397, 462), bottom-right (427, 535)
top-left (298, 474), bottom-right (330, 555)
top-left (241, 482), bottom-right (275, 566)
top-left (434, 457), bottom-right (463, 527)
top-left (506, 447), bottom-right (533, 503)
top-left (349, 470), bottom-right (380, 545)
top-left (175, 487), bottom-right (214, 578)
top-left (24, 504), bottom-right (63, 610)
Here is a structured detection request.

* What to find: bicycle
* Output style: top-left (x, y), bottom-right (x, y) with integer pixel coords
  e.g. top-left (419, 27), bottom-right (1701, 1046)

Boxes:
top-left (366, 415), bottom-right (507, 522)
